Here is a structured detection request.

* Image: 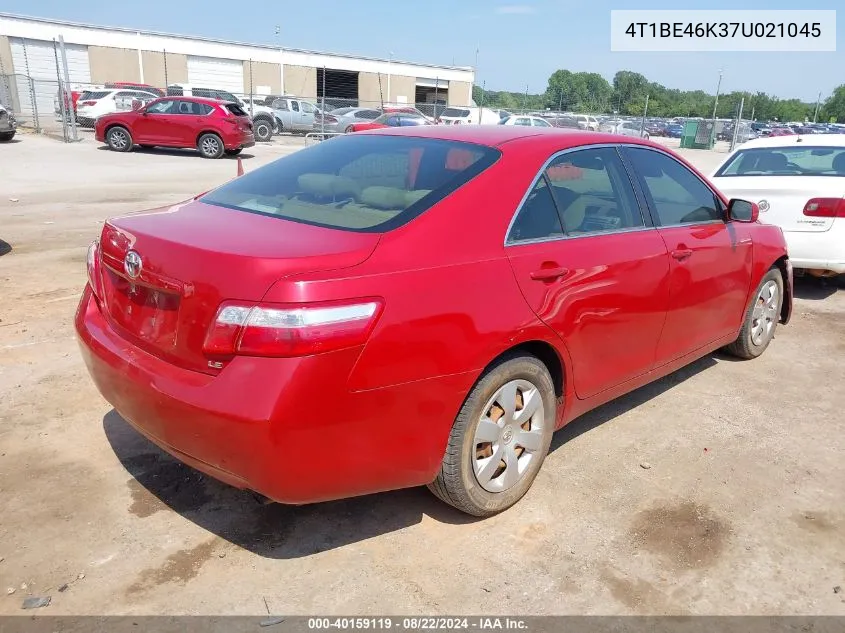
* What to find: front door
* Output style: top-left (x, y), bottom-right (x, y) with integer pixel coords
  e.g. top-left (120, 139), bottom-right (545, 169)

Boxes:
top-left (133, 98), bottom-right (183, 145)
top-left (622, 146), bottom-right (753, 364)
top-left (506, 146), bottom-right (671, 400)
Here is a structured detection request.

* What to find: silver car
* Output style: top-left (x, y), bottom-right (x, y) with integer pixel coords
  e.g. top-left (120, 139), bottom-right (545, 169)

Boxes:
top-left (0, 102), bottom-right (17, 141)
top-left (314, 107), bottom-right (382, 133)
top-left (607, 120), bottom-right (650, 140)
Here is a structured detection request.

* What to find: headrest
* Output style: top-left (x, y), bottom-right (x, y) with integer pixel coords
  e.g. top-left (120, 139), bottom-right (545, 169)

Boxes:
top-left (297, 174), bottom-right (361, 200)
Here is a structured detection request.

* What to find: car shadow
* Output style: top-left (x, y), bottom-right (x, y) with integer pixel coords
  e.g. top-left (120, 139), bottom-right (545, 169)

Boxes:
top-left (792, 275), bottom-right (841, 301)
top-left (0, 138), bottom-right (22, 144)
top-left (95, 146), bottom-right (255, 160)
top-left (103, 411), bottom-right (477, 559)
top-left (0, 239), bottom-right (11, 256)
top-left (550, 354), bottom-right (718, 451)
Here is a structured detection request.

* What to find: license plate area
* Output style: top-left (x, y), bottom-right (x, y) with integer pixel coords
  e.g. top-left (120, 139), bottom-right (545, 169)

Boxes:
top-left (105, 269), bottom-right (181, 348)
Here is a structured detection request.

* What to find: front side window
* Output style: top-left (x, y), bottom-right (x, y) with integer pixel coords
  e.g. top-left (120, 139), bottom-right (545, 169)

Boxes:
top-left (301, 102), bottom-right (316, 114)
top-left (146, 99), bottom-right (177, 114)
top-left (625, 147), bottom-right (721, 226)
top-left (714, 146), bottom-right (845, 177)
top-left (201, 135), bottom-right (501, 232)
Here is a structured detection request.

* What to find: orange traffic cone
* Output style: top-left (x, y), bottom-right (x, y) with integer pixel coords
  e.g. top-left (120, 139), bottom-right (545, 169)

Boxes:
top-left (236, 156), bottom-right (244, 177)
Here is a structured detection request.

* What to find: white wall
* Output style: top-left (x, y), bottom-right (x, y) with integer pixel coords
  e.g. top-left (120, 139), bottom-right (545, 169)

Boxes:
top-left (0, 14), bottom-right (475, 84)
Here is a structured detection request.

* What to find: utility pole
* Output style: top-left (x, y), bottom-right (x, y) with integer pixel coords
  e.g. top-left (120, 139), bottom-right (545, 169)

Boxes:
top-left (813, 91), bottom-right (822, 123)
top-left (710, 68), bottom-right (723, 147)
top-left (640, 94), bottom-right (649, 136)
top-left (387, 51), bottom-right (393, 107)
top-left (58, 35), bottom-right (78, 141)
top-left (522, 83), bottom-right (529, 112)
top-left (730, 97), bottom-right (744, 152)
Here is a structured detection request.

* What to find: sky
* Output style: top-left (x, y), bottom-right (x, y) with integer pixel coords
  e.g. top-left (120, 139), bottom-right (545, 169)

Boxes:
top-left (3, 0), bottom-right (842, 102)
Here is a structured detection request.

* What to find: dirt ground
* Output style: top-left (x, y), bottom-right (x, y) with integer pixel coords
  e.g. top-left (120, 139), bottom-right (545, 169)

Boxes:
top-left (0, 132), bottom-right (843, 616)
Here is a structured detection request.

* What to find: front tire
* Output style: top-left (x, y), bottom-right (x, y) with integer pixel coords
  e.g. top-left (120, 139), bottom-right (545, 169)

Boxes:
top-left (197, 133), bottom-right (224, 159)
top-left (724, 268), bottom-right (783, 359)
top-left (0, 131), bottom-right (15, 142)
top-left (428, 354), bottom-right (556, 517)
top-left (106, 126), bottom-right (132, 152)
top-left (253, 118), bottom-right (273, 142)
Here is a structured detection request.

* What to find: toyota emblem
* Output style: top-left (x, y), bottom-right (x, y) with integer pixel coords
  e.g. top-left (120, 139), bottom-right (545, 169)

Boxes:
top-left (758, 200), bottom-right (770, 212)
top-left (124, 250), bottom-right (142, 279)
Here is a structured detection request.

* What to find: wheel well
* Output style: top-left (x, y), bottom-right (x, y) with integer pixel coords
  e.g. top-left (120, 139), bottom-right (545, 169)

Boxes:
top-left (485, 341), bottom-right (565, 399)
top-left (773, 255), bottom-right (790, 323)
top-left (195, 130), bottom-right (222, 145)
top-left (104, 123), bottom-right (128, 137)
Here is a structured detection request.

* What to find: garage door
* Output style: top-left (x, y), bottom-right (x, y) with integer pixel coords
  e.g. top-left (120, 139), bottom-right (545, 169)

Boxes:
top-left (187, 56), bottom-right (243, 94)
top-left (10, 38), bottom-right (90, 123)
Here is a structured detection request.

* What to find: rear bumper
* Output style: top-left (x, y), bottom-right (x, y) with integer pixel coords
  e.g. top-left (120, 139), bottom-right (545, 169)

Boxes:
top-left (784, 228), bottom-right (845, 274)
top-left (227, 133), bottom-right (255, 150)
top-left (75, 286), bottom-right (471, 504)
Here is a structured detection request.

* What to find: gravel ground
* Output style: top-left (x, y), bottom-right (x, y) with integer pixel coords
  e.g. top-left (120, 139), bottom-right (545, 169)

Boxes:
top-left (0, 132), bottom-right (843, 616)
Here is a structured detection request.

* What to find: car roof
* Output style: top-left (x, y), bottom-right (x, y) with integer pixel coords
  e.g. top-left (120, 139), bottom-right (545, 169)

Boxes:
top-left (728, 133), bottom-right (845, 151)
top-left (358, 125), bottom-right (658, 149)
top-left (155, 95), bottom-right (232, 105)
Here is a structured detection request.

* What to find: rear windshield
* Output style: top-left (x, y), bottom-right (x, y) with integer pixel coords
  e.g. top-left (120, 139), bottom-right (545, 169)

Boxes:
top-left (715, 146), bottom-right (845, 177)
top-left (225, 104), bottom-right (248, 117)
top-left (201, 135), bottom-right (501, 232)
top-left (442, 108), bottom-right (470, 118)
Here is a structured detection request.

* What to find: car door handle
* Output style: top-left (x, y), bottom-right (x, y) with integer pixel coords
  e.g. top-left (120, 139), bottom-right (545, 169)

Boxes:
top-left (671, 248), bottom-right (693, 261)
top-left (530, 266), bottom-right (569, 281)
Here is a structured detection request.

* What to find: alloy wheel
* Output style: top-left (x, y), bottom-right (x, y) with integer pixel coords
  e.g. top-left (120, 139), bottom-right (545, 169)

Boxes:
top-left (201, 136), bottom-right (220, 157)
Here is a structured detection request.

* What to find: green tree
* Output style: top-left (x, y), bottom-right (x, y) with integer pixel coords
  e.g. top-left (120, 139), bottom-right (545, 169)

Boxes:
top-left (822, 85), bottom-right (845, 122)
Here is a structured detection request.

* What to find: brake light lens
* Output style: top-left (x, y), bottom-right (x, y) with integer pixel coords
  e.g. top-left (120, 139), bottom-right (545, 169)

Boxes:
top-left (86, 240), bottom-right (104, 300)
top-left (81, 100), bottom-right (97, 106)
top-left (203, 299), bottom-right (383, 358)
top-left (803, 198), bottom-right (845, 218)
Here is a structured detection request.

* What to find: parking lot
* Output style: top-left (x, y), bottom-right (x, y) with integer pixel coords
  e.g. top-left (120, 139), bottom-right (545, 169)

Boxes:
top-left (1, 132), bottom-right (844, 616)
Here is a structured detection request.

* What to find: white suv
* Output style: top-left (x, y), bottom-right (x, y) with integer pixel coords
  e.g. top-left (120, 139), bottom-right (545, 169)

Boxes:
top-left (75, 89), bottom-right (159, 127)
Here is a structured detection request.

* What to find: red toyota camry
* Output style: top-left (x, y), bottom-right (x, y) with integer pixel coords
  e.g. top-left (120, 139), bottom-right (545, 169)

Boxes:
top-left (76, 127), bottom-right (792, 516)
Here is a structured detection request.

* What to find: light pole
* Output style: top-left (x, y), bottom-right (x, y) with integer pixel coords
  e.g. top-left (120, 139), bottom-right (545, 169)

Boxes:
top-left (275, 25), bottom-right (284, 96)
top-left (387, 51), bottom-right (393, 107)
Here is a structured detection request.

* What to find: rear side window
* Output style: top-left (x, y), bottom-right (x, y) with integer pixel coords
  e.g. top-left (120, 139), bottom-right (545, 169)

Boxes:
top-left (201, 135), bottom-right (501, 232)
top-left (358, 110), bottom-right (380, 120)
top-left (508, 147), bottom-right (643, 243)
top-left (442, 108), bottom-right (470, 118)
top-left (715, 146), bottom-right (845, 177)
top-left (83, 91), bottom-right (110, 100)
top-left (225, 104), bottom-right (248, 117)
top-left (272, 99), bottom-right (289, 111)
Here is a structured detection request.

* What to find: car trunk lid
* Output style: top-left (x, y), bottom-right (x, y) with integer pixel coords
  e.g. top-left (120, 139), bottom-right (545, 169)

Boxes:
top-left (713, 176), bottom-right (844, 232)
top-left (97, 199), bottom-right (380, 374)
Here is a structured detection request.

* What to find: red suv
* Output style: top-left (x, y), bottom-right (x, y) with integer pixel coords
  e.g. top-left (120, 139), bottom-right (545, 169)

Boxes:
top-left (94, 96), bottom-right (255, 159)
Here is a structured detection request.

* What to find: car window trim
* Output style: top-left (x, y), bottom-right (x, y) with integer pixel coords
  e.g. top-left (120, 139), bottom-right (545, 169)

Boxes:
top-left (620, 144), bottom-right (727, 228)
top-left (504, 143), bottom-right (654, 247)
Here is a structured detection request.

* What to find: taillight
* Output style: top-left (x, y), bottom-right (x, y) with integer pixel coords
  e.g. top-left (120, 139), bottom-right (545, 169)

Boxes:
top-left (323, 115), bottom-right (338, 123)
top-left (803, 198), bottom-right (845, 218)
top-left (81, 100), bottom-right (97, 106)
top-left (203, 299), bottom-right (383, 358)
top-left (86, 240), bottom-right (103, 300)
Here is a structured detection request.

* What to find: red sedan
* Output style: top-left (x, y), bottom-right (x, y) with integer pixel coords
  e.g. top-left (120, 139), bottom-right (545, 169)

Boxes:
top-left (94, 96), bottom-right (255, 159)
top-left (76, 127), bottom-right (792, 516)
top-left (349, 112), bottom-right (430, 132)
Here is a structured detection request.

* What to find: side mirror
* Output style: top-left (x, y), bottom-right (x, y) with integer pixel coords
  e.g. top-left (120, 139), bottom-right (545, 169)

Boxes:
top-left (728, 198), bottom-right (759, 223)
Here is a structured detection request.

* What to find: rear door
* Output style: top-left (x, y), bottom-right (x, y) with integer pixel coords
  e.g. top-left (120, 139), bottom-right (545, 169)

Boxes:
top-left (289, 100), bottom-right (308, 131)
top-left (712, 143), bottom-right (845, 234)
top-left (623, 146), bottom-right (752, 364)
top-left (505, 146), bottom-right (671, 399)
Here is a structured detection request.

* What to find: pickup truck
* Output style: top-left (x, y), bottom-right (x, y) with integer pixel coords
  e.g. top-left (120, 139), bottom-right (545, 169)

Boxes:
top-left (268, 97), bottom-right (322, 134)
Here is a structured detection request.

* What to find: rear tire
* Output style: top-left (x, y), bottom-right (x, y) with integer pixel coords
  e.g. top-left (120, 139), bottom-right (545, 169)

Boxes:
top-left (427, 354), bottom-right (556, 517)
top-left (197, 133), bottom-right (224, 159)
top-left (724, 268), bottom-right (783, 359)
top-left (253, 118), bottom-right (273, 142)
top-left (106, 126), bottom-right (132, 152)
top-left (0, 131), bottom-right (14, 142)
top-left (344, 125), bottom-right (354, 133)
